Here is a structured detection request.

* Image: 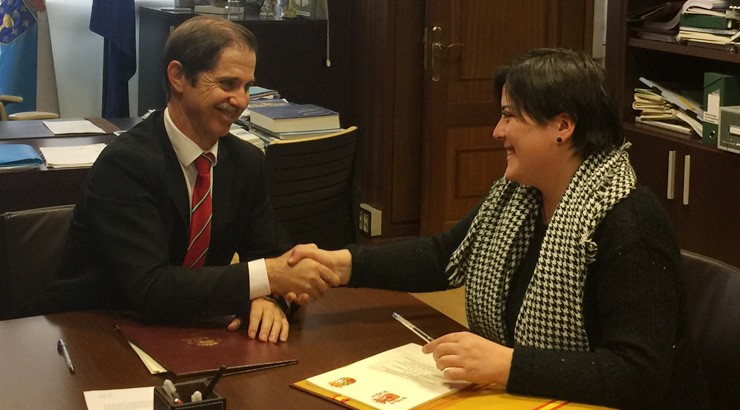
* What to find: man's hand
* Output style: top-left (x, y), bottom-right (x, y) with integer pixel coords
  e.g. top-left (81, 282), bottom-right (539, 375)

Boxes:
top-left (265, 247), bottom-right (340, 304)
top-left (422, 331), bottom-right (513, 386)
top-left (281, 244), bottom-right (353, 303)
top-left (227, 297), bottom-right (289, 343)
top-left (287, 244), bottom-right (352, 285)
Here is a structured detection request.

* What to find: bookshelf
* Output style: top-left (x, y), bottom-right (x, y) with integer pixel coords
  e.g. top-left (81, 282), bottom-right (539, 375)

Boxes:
top-left (605, 0), bottom-right (740, 268)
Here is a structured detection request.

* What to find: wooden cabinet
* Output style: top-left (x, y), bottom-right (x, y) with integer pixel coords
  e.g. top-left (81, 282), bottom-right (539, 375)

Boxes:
top-left (606, 0), bottom-right (740, 268)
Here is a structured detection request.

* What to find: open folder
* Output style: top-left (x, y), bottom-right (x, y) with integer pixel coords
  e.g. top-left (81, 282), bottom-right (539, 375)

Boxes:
top-left (116, 317), bottom-right (297, 377)
top-left (292, 343), bottom-right (612, 410)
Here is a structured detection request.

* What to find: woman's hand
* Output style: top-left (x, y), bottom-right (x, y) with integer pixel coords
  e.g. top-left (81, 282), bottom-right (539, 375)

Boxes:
top-left (422, 331), bottom-right (513, 385)
top-left (227, 297), bottom-right (289, 343)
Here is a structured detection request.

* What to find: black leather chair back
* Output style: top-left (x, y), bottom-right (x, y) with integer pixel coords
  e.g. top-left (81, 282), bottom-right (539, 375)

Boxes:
top-left (0, 205), bottom-right (74, 319)
top-left (265, 127), bottom-right (359, 250)
top-left (681, 250), bottom-right (740, 409)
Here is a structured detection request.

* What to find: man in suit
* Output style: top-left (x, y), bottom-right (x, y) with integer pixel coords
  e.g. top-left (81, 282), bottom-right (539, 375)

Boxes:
top-left (26, 16), bottom-right (337, 343)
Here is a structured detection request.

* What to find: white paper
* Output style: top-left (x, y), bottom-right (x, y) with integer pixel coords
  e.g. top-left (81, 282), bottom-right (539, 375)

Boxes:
top-left (306, 343), bottom-right (469, 410)
top-left (39, 143), bottom-right (106, 168)
top-left (43, 119), bottom-right (106, 135)
top-left (129, 342), bottom-right (167, 374)
top-left (83, 386), bottom-right (153, 410)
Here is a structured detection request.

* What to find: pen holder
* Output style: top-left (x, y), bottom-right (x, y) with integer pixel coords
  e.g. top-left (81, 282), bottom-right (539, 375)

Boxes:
top-left (154, 379), bottom-right (226, 410)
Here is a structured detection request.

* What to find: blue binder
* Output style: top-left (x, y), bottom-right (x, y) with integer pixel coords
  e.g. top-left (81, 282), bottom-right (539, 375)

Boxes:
top-left (0, 144), bottom-right (44, 170)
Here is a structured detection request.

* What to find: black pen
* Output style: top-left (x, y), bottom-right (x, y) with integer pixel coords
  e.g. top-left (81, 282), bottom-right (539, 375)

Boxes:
top-left (56, 338), bottom-right (75, 373)
top-left (203, 365), bottom-right (227, 399)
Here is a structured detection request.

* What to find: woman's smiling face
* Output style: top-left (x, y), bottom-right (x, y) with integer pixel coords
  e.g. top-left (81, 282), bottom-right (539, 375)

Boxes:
top-left (492, 85), bottom-right (562, 188)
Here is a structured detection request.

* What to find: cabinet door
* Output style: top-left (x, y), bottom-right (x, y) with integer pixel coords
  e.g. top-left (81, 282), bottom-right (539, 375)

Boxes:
top-left (626, 129), bottom-right (681, 227)
top-left (679, 146), bottom-right (740, 268)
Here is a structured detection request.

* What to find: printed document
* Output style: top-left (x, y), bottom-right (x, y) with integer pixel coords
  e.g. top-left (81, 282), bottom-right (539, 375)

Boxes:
top-left (43, 119), bottom-right (106, 135)
top-left (306, 343), bottom-right (470, 410)
top-left (83, 386), bottom-right (153, 410)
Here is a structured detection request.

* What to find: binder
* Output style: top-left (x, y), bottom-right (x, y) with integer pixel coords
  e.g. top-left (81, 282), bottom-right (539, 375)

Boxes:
top-left (0, 144), bottom-right (44, 171)
top-left (703, 73), bottom-right (740, 146)
top-left (680, 13), bottom-right (737, 30)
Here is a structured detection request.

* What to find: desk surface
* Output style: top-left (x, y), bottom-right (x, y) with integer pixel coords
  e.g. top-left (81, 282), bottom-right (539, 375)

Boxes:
top-left (0, 117), bottom-right (139, 141)
top-left (0, 288), bottom-right (468, 410)
top-left (0, 118), bottom-right (140, 213)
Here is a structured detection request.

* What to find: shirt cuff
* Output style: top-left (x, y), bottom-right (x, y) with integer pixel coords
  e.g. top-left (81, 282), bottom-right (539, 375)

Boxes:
top-left (248, 258), bottom-right (271, 299)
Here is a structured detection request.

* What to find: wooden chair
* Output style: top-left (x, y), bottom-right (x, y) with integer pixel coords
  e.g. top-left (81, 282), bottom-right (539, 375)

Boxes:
top-left (0, 204), bottom-right (74, 319)
top-left (680, 250), bottom-right (740, 409)
top-left (0, 94), bottom-right (60, 121)
top-left (265, 126), bottom-right (359, 250)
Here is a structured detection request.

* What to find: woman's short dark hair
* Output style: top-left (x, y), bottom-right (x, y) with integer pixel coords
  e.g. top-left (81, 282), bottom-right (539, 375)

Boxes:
top-left (493, 48), bottom-right (622, 159)
top-left (162, 16), bottom-right (258, 99)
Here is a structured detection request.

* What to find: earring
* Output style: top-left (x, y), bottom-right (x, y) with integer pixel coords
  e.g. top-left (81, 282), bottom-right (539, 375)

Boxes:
top-left (556, 137), bottom-right (562, 144)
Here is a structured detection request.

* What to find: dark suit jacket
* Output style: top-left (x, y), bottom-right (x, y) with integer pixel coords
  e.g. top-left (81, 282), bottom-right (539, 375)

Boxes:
top-left (33, 110), bottom-right (292, 322)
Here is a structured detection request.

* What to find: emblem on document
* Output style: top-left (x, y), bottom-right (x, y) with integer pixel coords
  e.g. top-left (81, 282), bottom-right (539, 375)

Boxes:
top-left (182, 333), bottom-right (222, 347)
top-left (328, 377), bottom-right (356, 388)
top-left (372, 391), bottom-right (405, 405)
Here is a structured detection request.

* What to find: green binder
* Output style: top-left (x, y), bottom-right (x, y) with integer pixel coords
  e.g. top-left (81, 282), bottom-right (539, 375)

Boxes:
top-left (680, 14), bottom-right (737, 30)
top-left (703, 73), bottom-right (740, 146)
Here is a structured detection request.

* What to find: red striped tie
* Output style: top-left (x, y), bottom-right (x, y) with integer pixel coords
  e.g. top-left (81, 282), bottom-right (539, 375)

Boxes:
top-left (183, 153), bottom-right (214, 269)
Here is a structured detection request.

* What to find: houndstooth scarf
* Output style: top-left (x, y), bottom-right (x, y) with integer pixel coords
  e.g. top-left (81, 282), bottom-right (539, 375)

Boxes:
top-left (446, 145), bottom-right (636, 351)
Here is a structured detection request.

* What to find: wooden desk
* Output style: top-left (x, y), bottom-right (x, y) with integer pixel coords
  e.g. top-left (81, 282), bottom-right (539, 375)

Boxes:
top-left (0, 288), bottom-right (468, 409)
top-left (0, 118), bottom-right (139, 212)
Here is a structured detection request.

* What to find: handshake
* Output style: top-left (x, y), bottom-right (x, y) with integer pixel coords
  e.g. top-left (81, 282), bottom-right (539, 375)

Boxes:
top-left (266, 244), bottom-right (352, 304)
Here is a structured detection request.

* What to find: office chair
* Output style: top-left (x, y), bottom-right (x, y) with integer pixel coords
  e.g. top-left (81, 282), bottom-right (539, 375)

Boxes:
top-left (680, 250), bottom-right (740, 409)
top-left (0, 204), bottom-right (74, 319)
top-left (265, 126), bottom-right (359, 250)
top-left (0, 94), bottom-right (60, 121)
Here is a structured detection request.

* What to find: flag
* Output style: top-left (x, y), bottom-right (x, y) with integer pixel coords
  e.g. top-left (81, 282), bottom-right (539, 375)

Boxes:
top-left (0, 0), bottom-right (57, 115)
top-left (90, 0), bottom-right (135, 118)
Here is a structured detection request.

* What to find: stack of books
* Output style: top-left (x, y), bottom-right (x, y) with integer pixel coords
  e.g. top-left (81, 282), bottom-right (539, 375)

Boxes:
top-left (629, 0), bottom-right (740, 46)
top-left (633, 78), bottom-right (704, 136)
top-left (249, 86), bottom-right (281, 101)
top-left (677, 4), bottom-right (740, 50)
top-left (249, 103), bottom-right (342, 141)
top-left (628, 1), bottom-right (684, 43)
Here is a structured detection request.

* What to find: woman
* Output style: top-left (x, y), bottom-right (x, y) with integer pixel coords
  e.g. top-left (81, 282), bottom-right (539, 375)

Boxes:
top-left (290, 48), bottom-right (706, 408)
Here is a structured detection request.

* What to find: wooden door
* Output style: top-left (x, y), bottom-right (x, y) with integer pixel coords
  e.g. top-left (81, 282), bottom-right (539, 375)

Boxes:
top-left (420, 0), bottom-right (592, 234)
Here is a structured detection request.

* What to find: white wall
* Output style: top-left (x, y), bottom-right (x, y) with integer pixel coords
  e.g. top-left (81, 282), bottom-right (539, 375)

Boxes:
top-left (46, 0), bottom-right (101, 118)
top-left (46, 0), bottom-right (172, 118)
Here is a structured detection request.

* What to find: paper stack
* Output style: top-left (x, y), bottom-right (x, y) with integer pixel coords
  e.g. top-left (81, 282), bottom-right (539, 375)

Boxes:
top-left (633, 78), bottom-right (704, 136)
top-left (38, 143), bottom-right (106, 168)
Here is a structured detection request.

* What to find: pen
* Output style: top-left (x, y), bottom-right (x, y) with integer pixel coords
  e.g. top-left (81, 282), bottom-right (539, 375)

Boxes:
top-left (392, 312), bottom-right (434, 343)
top-left (203, 365), bottom-right (227, 399)
top-left (163, 379), bottom-right (183, 405)
top-left (56, 338), bottom-right (75, 373)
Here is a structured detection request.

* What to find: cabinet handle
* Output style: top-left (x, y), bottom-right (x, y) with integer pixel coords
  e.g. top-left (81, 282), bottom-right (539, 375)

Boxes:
top-left (683, 155), bottom-right (691, 206)
top-left (666, 150), bottom-right (676, 200)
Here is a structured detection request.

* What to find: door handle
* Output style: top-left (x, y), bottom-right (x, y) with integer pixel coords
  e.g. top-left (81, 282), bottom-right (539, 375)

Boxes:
top-left (431, 26), bottom-right (463, 82)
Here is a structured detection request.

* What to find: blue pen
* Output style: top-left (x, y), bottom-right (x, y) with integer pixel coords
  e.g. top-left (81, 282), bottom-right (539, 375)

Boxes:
top-left (56, 338), bottom-right (75, 373)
